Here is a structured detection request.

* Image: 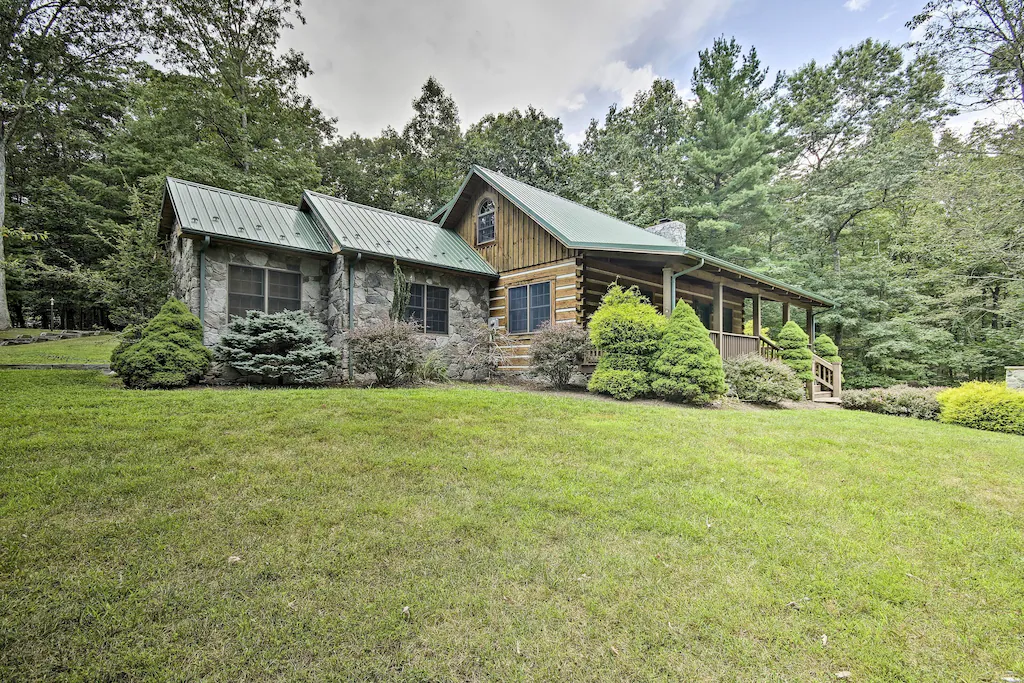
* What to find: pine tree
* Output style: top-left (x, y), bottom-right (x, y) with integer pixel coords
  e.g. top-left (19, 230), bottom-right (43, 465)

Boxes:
top-left (650, 303), bottom-right (727, 403)
top-left (815, 333), bottom-right (841, 364)
top-left (214, 309), bottom-right (338, 385)
top-left (777, 321), bottom-right (813, 381)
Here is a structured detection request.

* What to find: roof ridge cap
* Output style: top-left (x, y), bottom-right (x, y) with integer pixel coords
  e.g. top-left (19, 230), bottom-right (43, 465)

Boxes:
top-left (166, 177), bottom-right (301, 210)
top-left (304, 190), bottom-right (440, 226)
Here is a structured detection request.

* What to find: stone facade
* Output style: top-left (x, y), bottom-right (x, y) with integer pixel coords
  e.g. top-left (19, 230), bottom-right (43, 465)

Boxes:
top-left (1008, 367), bottom-right (1024, 391)
top-left (169, 225), bottom-right (199, 313)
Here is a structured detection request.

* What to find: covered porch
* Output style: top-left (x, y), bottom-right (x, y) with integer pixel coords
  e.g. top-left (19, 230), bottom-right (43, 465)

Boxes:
top-left (579, 250), bottom-right (841, 402)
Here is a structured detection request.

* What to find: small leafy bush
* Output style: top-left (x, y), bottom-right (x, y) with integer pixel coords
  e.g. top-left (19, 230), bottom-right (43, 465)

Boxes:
top-left (777, 321), bottom-right (813, 381)
top-left (841, 385), bottom-right (942, 420)
top-left (530, 322), bottom-right (592, 388)
top-left (452, 324), bottom-right (511, 381)
top-left (650, 302), bottom-right (727, 404)
top-left (415, 349), bottom-right (450, 383)
top-left (724, 353), bottom-right (804, 404)
top-left (346, 321), bottom-right (425, 386)
top-left (587, 285), bottom-right (665, 400)
top-left (937, 382), bottom-right (1024, 435)
top-left (214, 309), bottom-right (338, 385)
top-left (110, 299), bottom-right (212, 389)
top-left (815, 333), bottom-right (841, 364)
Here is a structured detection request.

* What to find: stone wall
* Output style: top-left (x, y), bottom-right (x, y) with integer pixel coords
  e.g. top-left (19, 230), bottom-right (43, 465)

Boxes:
top-left (169, 225), bottom-right (199, 313)
top-left (1008, 367), bottom-right (1024, 391)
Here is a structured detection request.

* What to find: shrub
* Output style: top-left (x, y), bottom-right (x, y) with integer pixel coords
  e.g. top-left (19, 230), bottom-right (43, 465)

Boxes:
top-left (451, 324), bottom-right (511, 381)
top-left (346, 321), bottom-right (425, 386)
top-left (840, 385), bottom-right (942, 420)
top-left (724, 353), bottom-right (804, 404)
top-left (937, 382), bottom-right (1024, 435)
top-left (650, 302), bottom-right (727, 404)
top-left (777, 321), bottom-right (813, 381)
top-left (530, 322), bottom-right (591, 388)
top-left (587, 285), bottom-right (665, 400)
top-left (415, 349), bottom-right (450, 383)
top-left (214, 309), bottom-right (338, 385)
top-left (110, 299), bottom-right (212, 389)
top-left (815, 333), bottom-right (841, 364)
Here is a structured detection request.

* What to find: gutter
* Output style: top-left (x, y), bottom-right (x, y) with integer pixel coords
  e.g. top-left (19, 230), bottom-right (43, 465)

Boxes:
top-left (347, 252), bottom-right (361, 381)
top-left (668, 257), bottom-right (705, 314)
top-left (198, 236), bottom-right (210, 331)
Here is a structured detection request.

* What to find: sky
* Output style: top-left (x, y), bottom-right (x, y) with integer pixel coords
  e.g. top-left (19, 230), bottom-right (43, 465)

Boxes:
top-left (281, 0), bottom-right (947, 145)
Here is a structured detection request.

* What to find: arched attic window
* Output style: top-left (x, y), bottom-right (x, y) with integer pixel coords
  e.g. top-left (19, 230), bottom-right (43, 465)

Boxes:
top-left (476, 198), bottom-right (496, 245)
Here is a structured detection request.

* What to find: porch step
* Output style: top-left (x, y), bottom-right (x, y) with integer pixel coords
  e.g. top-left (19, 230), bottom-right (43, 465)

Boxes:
top-left (813, 391), bottom-right (841, 404)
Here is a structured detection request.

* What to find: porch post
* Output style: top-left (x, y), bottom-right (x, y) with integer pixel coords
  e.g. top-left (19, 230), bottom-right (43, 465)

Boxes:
top-left (752, 294), bottom-right (762, 338)
top-left (712, 282), bottom-right (724, 333)
top-left (662, 266), bottom-right (673, 316)
top-left (782, 302), bottom-right (790, 325)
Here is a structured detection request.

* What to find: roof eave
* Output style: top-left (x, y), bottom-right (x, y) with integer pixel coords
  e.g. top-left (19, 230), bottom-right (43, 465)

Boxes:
top-left (176, 227), bottom-right (334, 257)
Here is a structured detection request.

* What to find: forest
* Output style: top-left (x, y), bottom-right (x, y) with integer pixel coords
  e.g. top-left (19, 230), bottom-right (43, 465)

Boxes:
top-left (0, 0), bottom-right (1022, 389)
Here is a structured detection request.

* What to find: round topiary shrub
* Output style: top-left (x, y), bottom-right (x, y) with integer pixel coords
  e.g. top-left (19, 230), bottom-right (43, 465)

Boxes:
top-left (724, 353), bottom-right (804, 404)
top-left (530, 322), bottom-right (592, 388)
top-left (214, 309), bottom-right (339, 385)
top-left (650, 302), bottom-right (727, 404)
top-left (586, 284), bottom-right (665, 400)
top-left (110, 299), bottom-right (212, 389)
top-left (815, 333), bottom-right (841, 364)
top-left (777, 320), bottom-right (813, 381)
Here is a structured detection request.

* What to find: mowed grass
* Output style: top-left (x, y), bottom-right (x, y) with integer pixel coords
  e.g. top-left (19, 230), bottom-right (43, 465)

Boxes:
top-left (1, 372), bottom-right (1022, 681)
top-left (0, 335), bottom-right (117, 364)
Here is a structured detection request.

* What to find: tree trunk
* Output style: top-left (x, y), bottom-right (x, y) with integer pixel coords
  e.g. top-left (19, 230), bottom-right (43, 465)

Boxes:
top-left (0, 134), bottom-right (11, 330)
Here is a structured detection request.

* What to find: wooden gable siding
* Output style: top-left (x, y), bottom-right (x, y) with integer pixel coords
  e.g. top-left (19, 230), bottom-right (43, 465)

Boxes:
top-left (489, 258), bottom-right (583, 371)
top-left (453, 182), bottom-right (575, 272)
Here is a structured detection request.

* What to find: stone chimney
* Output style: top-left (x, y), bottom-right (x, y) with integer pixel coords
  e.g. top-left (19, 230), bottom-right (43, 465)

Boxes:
top-left (646, 218), bottom-right (686, 247)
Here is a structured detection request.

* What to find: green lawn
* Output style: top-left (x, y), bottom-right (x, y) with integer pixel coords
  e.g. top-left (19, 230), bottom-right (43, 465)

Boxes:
top-left (1, 371), bottom-right (1022, 681)
top-left (0, 335), bottom-right (117, 364)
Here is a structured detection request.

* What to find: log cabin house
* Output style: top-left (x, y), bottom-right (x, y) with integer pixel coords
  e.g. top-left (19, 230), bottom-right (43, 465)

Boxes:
top-left (161, 165), bottom-right (840, 400)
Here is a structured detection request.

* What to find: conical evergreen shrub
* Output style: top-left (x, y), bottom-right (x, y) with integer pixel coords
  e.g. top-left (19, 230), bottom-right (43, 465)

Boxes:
top-left (777, 320), bottom-right (813, 381)
top-left (815, 333), bottom-right (841, 364)
top-left (650, 302), bottom-right (727, 403)
top-left (110, 299), bottom-right (212, 389)
top-left (587, 284), bottom-right (665, 400)
top-left (215, 309), bottom-right (339, 384)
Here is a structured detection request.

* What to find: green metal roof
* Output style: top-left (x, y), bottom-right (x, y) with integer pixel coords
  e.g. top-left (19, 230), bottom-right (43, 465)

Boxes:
top-left (301, 191), bottom-right (496, 277)
top-left (164, 178), bottom-right (332, 254)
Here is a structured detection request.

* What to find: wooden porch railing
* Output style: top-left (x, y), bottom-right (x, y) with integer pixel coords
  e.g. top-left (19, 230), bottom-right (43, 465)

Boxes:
top-left (583, 332), bottom-right (777, 368)
top-left (810, 352), bottom-right (842, 401)
top-left (759, 335), bottom-right (782, 361)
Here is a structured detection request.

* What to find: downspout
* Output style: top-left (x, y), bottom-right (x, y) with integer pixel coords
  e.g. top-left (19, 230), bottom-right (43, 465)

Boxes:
top-left (198, 236), bottom-right (210, 335)
top-left (347, 252), bottom-right (361, 381)
top-left (668, 256), bottom-right (706, 314)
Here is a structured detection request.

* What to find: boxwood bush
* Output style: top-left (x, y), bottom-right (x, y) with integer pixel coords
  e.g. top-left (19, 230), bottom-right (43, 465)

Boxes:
top-left (110, 299), bottom-right (212, 389)
top-left (587, 285), bottom-right (665, 400)
top-left (650, 302), bottom-right (727, 404)
top-left (937, 382), bottom-right (1024, 435)
top-left (841, 385), bottom-right (942, 420)
top-left (724, 353), bottom-right (804, 405)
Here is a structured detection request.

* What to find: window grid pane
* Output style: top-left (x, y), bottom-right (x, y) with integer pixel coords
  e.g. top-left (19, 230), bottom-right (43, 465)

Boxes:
top-left (425, 285), bottom-right (449, 334)
top-left (405, 283), bottom-right (425, 328)
top-left (229, 266), bottom-right (265, 318)
top-left (477, 200), bottom-right (496, 243)
top-left (508, 285), bottom-right (528, 334)
top-left (529, 282), bottom-right (551, 332)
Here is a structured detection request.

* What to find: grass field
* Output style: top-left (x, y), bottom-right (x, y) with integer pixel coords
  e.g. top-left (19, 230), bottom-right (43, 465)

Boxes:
top-left (1, 370), bottom-right (1022, 681)
top-left (0, 335), bottom-right (117, 364)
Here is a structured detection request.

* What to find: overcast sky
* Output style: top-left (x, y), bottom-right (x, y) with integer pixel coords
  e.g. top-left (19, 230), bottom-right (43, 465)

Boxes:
top-left (281, 0), bottom-right (953, 145)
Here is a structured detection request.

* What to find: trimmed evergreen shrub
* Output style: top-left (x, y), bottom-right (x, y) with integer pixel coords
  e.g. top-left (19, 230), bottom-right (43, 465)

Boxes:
top-left (587, 285), bottom-right (665, 400)
top-left (841, 385), bottom-right (942, 420)
top-left (815, 333), bottom-right (841, 364)
top-left (724, 353), bottom-right (804, 404)
top-left (937, 382), bottom-right (1024, 435)
top-left (530, 322), bottom-right (591, 388)
top-left (777, 320), bottom-right (813, 381)
top-left (214, 309), bottom-right (338, 385)
top-left (347, 321), bottom-right (425, 386)
top-left (650, 302), bottom-right (727, 404)
top-left (110, 299), bottom-right (212, 389)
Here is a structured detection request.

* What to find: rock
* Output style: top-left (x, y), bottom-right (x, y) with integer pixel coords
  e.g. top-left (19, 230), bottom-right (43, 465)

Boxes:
top-left (835, 672), bottom-right (851, 679)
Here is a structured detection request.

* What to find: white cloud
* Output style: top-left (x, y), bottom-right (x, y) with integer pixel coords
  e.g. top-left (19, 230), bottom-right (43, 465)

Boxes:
top-left (844, 0), bottom-right (870, 10)
top-left (282, 0), bottom-right (733, 136)
top-left (596, 61), bottom-right (658, 106)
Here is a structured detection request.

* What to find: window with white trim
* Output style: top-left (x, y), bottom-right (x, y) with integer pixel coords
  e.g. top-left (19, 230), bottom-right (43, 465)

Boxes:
top-left (405, 283), bottom-right (449, 334)
top-left (228, 265), bottom-right (302, 318)
top-left (507, 282), bottom-right (551, 334)
top-left (476, 198), bottom-right (495, 244)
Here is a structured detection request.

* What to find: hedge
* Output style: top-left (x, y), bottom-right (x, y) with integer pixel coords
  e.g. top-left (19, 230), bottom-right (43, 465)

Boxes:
top-left (937, 382), bottom-right (1024, 436)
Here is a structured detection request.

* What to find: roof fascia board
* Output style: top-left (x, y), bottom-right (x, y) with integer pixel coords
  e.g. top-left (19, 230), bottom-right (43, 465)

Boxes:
top-left (176, 228), bottom-right (334, 258)
top-left (436, 169), bottom-right (477, 228)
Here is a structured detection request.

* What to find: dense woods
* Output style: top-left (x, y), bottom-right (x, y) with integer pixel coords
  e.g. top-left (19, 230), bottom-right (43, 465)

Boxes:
top-left (1, 0), bottom-right (1022, 388)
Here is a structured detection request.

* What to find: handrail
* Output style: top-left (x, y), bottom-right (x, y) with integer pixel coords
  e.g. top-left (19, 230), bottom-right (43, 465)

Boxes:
top-left (760, 335), bottom-right (781, 351)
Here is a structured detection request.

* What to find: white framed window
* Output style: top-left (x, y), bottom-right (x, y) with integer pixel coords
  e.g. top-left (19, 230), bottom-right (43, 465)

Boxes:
top-left (476, 198), bottom-right (496, 244)
top-left (507, 281), bottom-right (551, 334)
top-left (228, 265), bottom-right (302, 318)
top-left (405, 283), bottom-right (449, 334)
